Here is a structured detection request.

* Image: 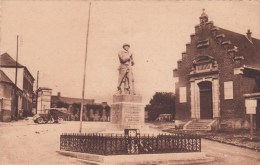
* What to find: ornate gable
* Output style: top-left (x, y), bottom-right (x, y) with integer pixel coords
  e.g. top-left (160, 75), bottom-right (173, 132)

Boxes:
top-left (190, 55), bottom-right (218, 76)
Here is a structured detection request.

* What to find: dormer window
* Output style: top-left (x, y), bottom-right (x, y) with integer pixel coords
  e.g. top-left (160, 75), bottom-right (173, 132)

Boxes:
top-left (197, 39), bottom-right (209, 48)
top-left (216, 34), bottom-right (225, 43)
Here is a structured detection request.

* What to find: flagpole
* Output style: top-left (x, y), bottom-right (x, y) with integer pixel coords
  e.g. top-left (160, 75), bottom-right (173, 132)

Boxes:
top-left (79, 2), bottom-right (92, 133)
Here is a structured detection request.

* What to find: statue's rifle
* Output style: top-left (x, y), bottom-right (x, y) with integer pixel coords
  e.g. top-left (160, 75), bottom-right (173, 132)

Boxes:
top-left (128, 54), bottom-right (134, 93)
top-left (117, 70), bottom-right (128, 91)
top-left (117, 54), bottom-right (133, 91)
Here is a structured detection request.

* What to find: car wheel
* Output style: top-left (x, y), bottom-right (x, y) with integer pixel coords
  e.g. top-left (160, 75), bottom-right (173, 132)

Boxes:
top-left (37, 117), bottom-right (45, 124)
top-left (58, 117), bottom-right (64, 123)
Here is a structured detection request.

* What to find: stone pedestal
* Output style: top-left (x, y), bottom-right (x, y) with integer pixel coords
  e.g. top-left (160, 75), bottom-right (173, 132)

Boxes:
top-left (110, 94), bottom-right (145, 130)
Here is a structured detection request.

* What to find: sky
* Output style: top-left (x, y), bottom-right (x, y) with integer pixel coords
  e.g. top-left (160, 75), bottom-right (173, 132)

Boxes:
top-left (1, 0), bottom-right (260, 104)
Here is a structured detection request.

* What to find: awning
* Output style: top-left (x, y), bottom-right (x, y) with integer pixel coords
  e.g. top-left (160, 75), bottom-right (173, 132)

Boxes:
top-left (243, 66), bottom-right (260, 78)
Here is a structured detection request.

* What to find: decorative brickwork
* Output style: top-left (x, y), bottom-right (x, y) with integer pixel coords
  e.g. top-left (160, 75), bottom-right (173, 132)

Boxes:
top-left (173, 10), bottom-right (260, 129)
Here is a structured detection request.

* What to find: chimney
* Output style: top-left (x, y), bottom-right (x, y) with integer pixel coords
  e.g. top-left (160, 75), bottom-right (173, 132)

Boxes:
top-left (57, 92), bottom-right (61, 97)
top-left (246, 29), bottom-right (252, 43)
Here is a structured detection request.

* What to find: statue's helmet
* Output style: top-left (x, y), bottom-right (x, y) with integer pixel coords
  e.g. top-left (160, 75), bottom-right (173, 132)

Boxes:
top-left (122, 43), bottom-right (130, 48)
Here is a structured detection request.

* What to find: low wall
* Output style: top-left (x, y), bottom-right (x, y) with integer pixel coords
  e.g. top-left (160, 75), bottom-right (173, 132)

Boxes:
top-left (220, 118), bottom-right (250, 130)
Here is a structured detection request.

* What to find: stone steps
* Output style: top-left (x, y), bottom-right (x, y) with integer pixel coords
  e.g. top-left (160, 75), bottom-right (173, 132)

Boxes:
top-left (183, 120), bottom-right (216, 131)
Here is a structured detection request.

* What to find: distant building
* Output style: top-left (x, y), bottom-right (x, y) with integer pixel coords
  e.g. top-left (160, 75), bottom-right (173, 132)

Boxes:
top-left (51, 92), bottom-right (95, 108)
top-left (173, 10), bottom-right (260, 130)
top-left (36, 87), bottom-right (52, 114)
top-left (51, 92), bottom-right (110, 121)
top-left (0, 53), bottom-right (35, 119)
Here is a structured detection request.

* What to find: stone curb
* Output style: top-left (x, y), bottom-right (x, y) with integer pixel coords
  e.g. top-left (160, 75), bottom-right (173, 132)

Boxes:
top-left (77, 157), bottom-right (215, 165)
top-left (57, 150), bottom-right (215, 165)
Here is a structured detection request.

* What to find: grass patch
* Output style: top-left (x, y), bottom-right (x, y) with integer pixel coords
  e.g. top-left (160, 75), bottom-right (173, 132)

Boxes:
top-left (152, 122), bottom-right (260, 151)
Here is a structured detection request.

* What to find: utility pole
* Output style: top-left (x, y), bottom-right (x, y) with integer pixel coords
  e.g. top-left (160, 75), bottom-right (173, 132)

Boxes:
top-left (35, 71), bottom-right (39, 114)
top-left (250, 114), bottom-right (253, 140)
top-left (79, 2), bottom-right (92, 133)
top-left (14, 35), bottom-right (19, 119)
top-left (0, 0), bottom-right (3, 55)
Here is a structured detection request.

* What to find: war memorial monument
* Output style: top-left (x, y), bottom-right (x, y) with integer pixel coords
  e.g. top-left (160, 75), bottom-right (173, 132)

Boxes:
top-left (110, 43), bottom-right (145, 132)
top-left (57, 44), bottom-right (213, 164)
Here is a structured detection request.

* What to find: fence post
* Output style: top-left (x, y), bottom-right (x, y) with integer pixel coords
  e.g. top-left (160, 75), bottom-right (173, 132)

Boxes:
top-left (60, 134), bottom-right (62, 150)
top-left (199, 134), bottom-right (201, 152)
top-left (109, 134), bottom-right (112, 155)
top-left (115, 134), bottom-right (118, 154)
top-left (157, 134), bottom-right (159, 153)
top-left (104, 135), bottom-right (107, 155)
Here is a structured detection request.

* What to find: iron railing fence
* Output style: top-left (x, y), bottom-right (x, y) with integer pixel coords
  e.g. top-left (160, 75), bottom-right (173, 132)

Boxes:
top-left (60, 133), bottom-right (201, 155)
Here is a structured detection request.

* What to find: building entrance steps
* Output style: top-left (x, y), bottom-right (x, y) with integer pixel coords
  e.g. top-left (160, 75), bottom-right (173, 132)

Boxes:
top-left (183, 119), bottom-right (217, 131)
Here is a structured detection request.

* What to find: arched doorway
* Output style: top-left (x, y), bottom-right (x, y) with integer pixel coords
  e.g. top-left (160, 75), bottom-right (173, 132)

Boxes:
top-left (198, 81), bottom-right (213, 119)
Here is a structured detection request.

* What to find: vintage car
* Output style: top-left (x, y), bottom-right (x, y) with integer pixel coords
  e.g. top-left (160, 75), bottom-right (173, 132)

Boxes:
top-left (33, 108), bottom-right (70, 124)
top-left (155, 114), bottom-right (175, 122)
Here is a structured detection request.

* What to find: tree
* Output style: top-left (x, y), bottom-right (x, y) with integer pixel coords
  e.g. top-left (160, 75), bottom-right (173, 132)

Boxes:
top-left (56, 101), bottom-right (69, 108)
top-left (145, 92), bottom-right (175, 121)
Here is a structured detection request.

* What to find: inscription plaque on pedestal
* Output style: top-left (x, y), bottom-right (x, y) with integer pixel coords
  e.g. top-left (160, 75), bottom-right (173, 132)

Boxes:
top-left (111, 94), bottom-right (144, 129)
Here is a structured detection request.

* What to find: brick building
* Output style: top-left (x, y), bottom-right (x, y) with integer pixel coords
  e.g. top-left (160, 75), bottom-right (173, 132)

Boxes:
top-left (173, 10), bottom-right (260, 130)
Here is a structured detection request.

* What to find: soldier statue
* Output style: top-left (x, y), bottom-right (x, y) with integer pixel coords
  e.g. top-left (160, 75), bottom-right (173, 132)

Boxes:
top-left (117, 43), bottom-right (135, 95)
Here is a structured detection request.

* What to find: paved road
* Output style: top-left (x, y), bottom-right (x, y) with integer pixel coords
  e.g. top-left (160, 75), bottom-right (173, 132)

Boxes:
top-left (0, 120), bottom-right (108, 165)
top-left (201, 139), bottom-right (260, 165)
top-left (0, 121), bottom-right (260, 165)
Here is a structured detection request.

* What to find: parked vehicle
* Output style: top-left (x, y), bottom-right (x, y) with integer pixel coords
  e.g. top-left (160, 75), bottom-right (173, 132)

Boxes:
top-left (155, 114), bottom-right (174, 122)
top-left (33, 108), bottom-right (70, 124)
